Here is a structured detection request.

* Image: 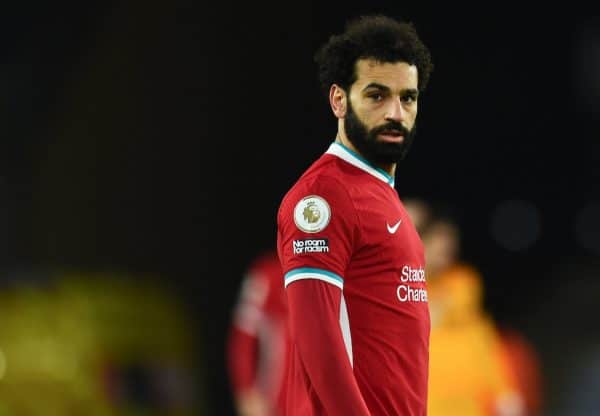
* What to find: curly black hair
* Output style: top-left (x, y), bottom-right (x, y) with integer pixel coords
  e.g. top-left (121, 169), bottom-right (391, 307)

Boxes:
top-left (314, 15), bottom-right (433, 96)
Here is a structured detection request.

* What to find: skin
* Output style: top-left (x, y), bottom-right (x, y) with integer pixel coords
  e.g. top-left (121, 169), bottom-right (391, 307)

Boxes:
top-left (329, 59), bottom-right (419, 176)
top-left (403, 198), bottom-right (432, 234)
top-left (236, 387), bottom-right (270, 416)
top-left (422, 221), bottom-right (460, 279)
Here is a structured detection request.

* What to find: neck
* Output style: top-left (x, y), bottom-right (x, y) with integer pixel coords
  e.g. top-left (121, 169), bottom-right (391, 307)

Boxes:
top-left (335, 131), bottom-right (397, 177)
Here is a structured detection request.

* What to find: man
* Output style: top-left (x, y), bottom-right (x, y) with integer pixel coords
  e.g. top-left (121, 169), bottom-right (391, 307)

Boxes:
top-left (227, 250), bottom-right (290, 415)
top-left (407, 206), bottom-right (529, 416)
top-left (276, 15), bottom-right (433, 415)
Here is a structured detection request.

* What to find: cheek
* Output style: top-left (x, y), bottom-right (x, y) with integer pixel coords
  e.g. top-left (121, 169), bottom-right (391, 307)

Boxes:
top-left (410, 105), bottom-right (418, 123)
top-left (353, 105), bottom-right (378, 127)
top-left (404, 108), bottom-right (418, 129)
top-left (364, 108), bottom-right (388, 127)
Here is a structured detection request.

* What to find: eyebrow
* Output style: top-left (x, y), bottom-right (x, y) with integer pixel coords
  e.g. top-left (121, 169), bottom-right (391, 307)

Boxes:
top-left (363, 82), bottom-right (390, 92)
top-left (362, 83), bottom-right (419, 96)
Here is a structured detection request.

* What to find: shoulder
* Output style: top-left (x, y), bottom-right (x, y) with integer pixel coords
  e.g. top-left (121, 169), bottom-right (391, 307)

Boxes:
top-left (278, 172), bottom-right (357, 228)
top-left (280, 155), bottom-right (355, 209)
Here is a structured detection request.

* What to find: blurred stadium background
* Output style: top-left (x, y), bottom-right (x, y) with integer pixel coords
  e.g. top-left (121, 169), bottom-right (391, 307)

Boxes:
top-left (1, 2), bottom-right (599, 415)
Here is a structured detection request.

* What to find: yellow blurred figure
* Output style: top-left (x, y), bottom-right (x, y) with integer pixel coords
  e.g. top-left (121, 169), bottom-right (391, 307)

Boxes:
top-left (428, 264), bottom-right (523, 416)
top-left (0, 272), bottom-right (204, 416)
top-left (406, 206), bottom-right (525, 416)
top-left (0, 282), bottom-right (110, 416)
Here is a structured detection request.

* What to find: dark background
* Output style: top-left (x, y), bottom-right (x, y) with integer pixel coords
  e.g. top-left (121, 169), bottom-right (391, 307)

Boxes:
top-left (3, 2), bottom-right (600, 415)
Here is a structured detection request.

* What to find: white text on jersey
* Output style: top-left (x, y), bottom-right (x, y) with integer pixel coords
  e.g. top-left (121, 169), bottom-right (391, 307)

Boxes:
top-left (293, 238), bottom-right (330, 255)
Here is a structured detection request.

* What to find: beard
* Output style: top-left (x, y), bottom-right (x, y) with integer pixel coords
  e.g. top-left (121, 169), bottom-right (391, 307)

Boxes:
top-left (344, 99), bottom-right (416, 165)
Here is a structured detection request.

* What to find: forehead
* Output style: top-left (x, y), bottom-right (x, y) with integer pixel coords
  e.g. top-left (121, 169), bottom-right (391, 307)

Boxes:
top-left (353, 59), bottom-right (419, 90)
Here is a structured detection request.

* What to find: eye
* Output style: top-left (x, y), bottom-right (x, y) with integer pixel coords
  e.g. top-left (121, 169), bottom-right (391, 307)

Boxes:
top-left (401, 94), bottom-right (418, 104)
top-left (369, 93), bottom-right (384, 101)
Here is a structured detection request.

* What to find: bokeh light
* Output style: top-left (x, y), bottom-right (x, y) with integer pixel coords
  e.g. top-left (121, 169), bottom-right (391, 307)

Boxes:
top-left (490, 200), bottom-right (541, 252)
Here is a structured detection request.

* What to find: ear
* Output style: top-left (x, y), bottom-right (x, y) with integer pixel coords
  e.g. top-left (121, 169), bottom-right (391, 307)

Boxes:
top-left (329, 84), bottom-right (347, 118)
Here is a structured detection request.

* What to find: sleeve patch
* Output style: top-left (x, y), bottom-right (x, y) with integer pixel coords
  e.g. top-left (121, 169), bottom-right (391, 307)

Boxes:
top-left (293, 195), bottom-right (331, 233)
top-left (293, 238), bottom-right (330, 255)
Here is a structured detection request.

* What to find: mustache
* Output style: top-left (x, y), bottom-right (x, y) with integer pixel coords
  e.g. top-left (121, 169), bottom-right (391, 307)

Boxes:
top-left (371, 121), bottom-right (410, 137)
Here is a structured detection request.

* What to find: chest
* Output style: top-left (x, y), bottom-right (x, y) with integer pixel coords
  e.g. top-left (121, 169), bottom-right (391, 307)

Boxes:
top-left (352, 186), bottom-right (424, 268)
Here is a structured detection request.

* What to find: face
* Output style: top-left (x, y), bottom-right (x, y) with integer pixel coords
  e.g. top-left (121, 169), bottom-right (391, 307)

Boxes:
top-left (423, 222), bottom-right (459, 276)
top-left (344, 59), bottom-right (419, 165)
top-left (403, 199), bottom-right (430, 234)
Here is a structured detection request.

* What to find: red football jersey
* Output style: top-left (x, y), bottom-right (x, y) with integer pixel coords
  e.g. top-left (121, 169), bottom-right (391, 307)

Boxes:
top-left (277, 142), bottom-right (430, 415)
top-left (227, 251), bottom-right (290, 415)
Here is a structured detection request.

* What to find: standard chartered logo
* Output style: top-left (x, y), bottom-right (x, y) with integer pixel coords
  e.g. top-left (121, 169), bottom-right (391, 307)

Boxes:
top-left (397, 265), bottom-right (428, 302)
top-left (397, 285), bottom-right (428, 302)
top-left (400, 265), bottom-right (426, 282)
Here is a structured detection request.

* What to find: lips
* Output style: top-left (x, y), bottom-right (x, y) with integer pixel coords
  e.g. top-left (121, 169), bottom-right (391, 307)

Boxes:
top-left (381, 129), bottom-right (402, 136)
top-left (378, 130), bottom-right (404, 143)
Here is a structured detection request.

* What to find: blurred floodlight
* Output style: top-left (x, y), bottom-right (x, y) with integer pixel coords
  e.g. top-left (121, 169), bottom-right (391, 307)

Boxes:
top-left (490, 199), bottom-right (541, 252)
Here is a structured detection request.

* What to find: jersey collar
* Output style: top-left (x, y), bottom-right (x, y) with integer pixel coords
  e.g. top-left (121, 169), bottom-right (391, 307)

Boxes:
top-left (326, 141), bottom-right (395, 187)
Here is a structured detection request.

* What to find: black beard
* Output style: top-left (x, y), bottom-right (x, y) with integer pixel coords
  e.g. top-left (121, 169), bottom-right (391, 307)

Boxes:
top-left (344, 99), bottom-right (416, 165)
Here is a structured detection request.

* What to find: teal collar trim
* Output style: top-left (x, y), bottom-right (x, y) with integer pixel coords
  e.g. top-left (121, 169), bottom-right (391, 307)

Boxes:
top-left (326, 142), bottom-right (395, 187)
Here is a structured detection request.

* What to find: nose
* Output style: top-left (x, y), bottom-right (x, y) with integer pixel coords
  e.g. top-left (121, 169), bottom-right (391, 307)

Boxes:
top-left (385, 96), bottom-right (405, 122)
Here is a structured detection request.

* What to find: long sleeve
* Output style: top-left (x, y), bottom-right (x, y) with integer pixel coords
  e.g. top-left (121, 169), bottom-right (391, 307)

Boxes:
top-left (226, 266), bottom-right (269, 397)
top-left (287, 279), bottom-right (371, 415)
top-left (227, 325), bottom-right (259, 395)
